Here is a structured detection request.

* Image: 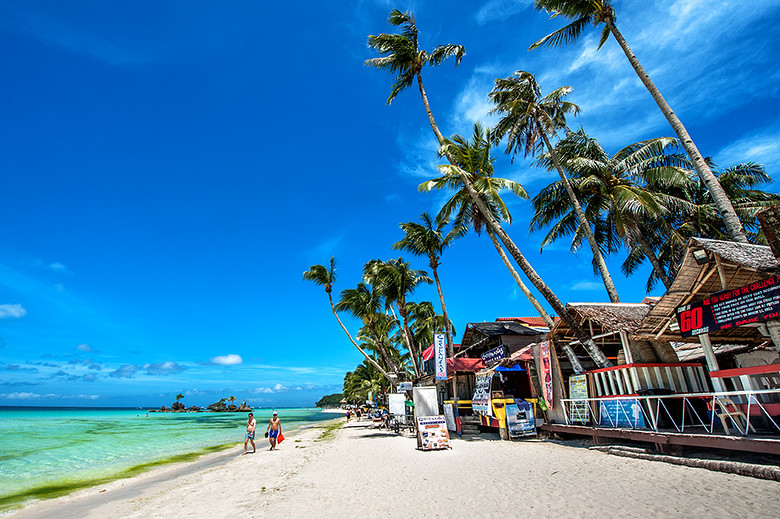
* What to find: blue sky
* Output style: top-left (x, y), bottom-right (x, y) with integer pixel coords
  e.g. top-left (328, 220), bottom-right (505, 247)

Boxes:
top-left (1, 1), bottom-right (778, 407)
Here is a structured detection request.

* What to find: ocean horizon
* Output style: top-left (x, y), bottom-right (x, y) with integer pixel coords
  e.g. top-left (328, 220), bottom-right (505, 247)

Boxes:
top-left (0, 406), bottom-right (334, 512)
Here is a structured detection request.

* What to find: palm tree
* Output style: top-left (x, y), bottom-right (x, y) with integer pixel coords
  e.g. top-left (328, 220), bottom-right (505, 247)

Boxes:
top-left (365, 9), bottom-right (465, 145)
top-left (392, 213), bottom-right (461, 360)
top-left (175, 393), bottom-right (184, 402)
top-left (638, 160), bottom-right (779, 287)
top-left (529, 0), bottom-right (748, 244)
top-left (364, 258), bottom-right (432, 378)
top-left (303, 258), bottom-right (393, 382)
top-left (228, 395), bottom-right (236, 407)
top-left (367, 10), bottom-right (610, 368)
top-left (488, 70), bottom-right (621, 303)
top-left (532, 129), bottom-right (683, 289)
top-left (335, 282), bottom-right (400, 375)
top-left (423, 124), bottom-right (587, 371)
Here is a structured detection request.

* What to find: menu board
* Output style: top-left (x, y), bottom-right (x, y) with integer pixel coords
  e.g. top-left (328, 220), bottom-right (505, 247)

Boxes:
top-left (599, 398), bottom-right (646, 428)
top-left (568, 375), bottom-right (589, 424)
top-left (416, 415), bottom-right (451, 450)
top-left (677, 275), bottom-right (780, 337)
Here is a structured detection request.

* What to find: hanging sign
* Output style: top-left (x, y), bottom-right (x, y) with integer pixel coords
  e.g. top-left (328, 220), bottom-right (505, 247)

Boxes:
top-left (480, 345), bottom-right (507, 367)
top-left (676, 274), bottom-right (780, 337)
top-left (434, 333), bottom-right (447, 380)
top-left (416, 415), bottom-right (451, 450)
top-left (472, 373), bottom-right (492, 416)
top-left (540, 341), bottom-right (554, 409)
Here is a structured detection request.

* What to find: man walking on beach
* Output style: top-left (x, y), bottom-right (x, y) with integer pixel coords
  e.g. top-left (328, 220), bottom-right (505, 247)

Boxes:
top-left (266, 411), bottom-right (281, 451)
top-left (244, 412), bottom-right (256, 455)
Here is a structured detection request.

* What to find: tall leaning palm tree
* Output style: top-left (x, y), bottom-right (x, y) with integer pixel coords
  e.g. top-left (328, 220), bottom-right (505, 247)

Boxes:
top-left (364, 258), bottom-right (432, 378)
top-left (365, 9), bottom-right (465, 145)
top-left (336, 282), bottom-right (400, 375)
top-left (529, 0), bottom-right (748, 244)
top-left (489, 70), bottom-right (621, 303)
top-left (367, 10), bottom-right (611, 368)
top-left (303, 258), bottom-right (393, 382)
top-left (532, 129), bottom-right (684, 289)
top-left (423, 124), bottom-right (587, 372)
top-left (392, 213), bottom-right (461, 360)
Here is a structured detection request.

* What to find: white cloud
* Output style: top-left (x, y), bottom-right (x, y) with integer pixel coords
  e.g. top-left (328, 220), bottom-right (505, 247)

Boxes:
top-left (210, 354), bottom-right (243, 366)
top-left (143, 361), bottom-right (187, 376)
top-left (0, 304), bottom-right (26, 319)
top-left (0, 392), bottom-right (99, 400)
top-left (715, 121), bottom-right (780, 175)
top-left (475, 0), bottom-right (533, 25)
top-left (570, 280), bottom-right (605, 291)
top-left (76, 343), bottom-right (92, 352)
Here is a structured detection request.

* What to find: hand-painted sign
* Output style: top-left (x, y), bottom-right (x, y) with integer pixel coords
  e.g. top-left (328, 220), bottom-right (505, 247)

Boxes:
top-left (480, 345), bottom-right (507, 366)
top-left (506, 399), bottom-right (536, 437)
top-left (434, 333), bottom-right (447, 380)
top-left (540, 341), bottom-right (554, 409)
top-left (676, 274), bottom-right (780, 337)
top-left (472, 373), bottom-right (492, 416)
top-left (568, 374), bottom-right (589, 424)
top-left (416, 415), bottom-right (451, 450)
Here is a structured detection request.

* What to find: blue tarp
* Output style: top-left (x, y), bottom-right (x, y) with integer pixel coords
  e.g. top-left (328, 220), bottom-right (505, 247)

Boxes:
top-left (493, 364), bottom-right (525, 372)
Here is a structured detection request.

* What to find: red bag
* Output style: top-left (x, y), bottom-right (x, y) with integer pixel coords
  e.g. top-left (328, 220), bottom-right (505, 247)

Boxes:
top-left (277, 432), bottom-right (285, 444)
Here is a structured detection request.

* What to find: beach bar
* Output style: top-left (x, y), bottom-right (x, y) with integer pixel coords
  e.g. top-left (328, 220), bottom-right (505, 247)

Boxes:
top-left (541, 238), bottom-right (780, 454)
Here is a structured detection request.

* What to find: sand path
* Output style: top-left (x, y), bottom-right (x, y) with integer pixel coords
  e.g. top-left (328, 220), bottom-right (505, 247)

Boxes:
top-left (7, 419), bottom-right (780, 518)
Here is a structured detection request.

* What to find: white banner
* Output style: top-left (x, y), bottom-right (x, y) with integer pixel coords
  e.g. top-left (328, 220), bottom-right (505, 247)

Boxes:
top-left (434, 333), bottom-right (447, 380)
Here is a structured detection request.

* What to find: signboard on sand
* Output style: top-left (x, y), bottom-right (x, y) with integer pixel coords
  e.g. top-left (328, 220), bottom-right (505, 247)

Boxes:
top-left (568, 375), bottom-right (589, 424)
top-left (443, 403), bottom-right (457, 432)
top-left (413, 386), bottom-right (439, 419)
top-left (388, 393), bottom-right (406, 417)
top-left (434, 333), bottom-right (447, 380)
top-left (540, 341), bottom-right (554, 408)
top-left (505, 400), bottom-right (536, 437)
top-left (472, 373), bottom-right (492, 416)
top-left (416, 415), bottom-right (451, 450)
top-left (676, 274), bottom-right (780, 337)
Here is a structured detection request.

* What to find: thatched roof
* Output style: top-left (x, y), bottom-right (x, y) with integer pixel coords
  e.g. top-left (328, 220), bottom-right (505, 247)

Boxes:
top-left (635, 238), bottom-right (779, 343)
top-left (565, 303), bottom-right (651, 333)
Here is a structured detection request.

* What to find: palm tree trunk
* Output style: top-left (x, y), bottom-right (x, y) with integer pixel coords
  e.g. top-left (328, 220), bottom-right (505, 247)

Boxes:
top-left (398, 302), bottom-right (421, 378)
top-left (417, 71), bottom-right (446, 145)
top-left (414, 69), bottom-right (610, 368)
top-left (368, 322), bottom-right (399, 374)
top-left (327, 292), bottom-right (394, 382)
top-left (485, 226), bottom-right (584, 373)
top-left (431, 264), bottom-right (455, 358)
top-left (630, 224), bottom-right (673, 289)
top-left (539, 130), bottom-right (621, 303)
top-left (607, 21), bottom-right (748, 244)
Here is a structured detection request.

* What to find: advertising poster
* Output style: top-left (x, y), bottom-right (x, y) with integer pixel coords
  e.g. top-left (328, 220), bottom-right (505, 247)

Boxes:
top-left (676, 274), bottom-right (780, 337)
top-left (472, 373), bottom-right (492, 416)
top-left (568, 375), bottom-right (589, 424)
top-left (506, 400), bottom-right (536, 437)
top-left (416, 415), bottom-right (451, 450)
top-left (599, 398), bottom-right (646, 428)
top-left (434, 333), bottom-right (447, 380)
top-left (540, 341), bottom-right (554, 408)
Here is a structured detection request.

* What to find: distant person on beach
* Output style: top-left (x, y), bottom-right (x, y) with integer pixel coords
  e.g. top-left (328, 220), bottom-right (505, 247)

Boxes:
top-left (266, 411), bottom-right (281, 451)
top-left (244, 412), bottom-right (256, 455)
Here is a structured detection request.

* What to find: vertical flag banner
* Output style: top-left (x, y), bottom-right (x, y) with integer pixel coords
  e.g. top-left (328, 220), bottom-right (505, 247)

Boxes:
top-left (434, 333), bottom-right (447, 380)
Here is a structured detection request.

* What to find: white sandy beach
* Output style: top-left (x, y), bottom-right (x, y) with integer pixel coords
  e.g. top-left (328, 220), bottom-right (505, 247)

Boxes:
top-left (6, 417), bottom-right (780, 519)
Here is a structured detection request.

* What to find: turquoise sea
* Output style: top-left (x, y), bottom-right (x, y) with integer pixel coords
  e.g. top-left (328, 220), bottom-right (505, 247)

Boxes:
top-left (0, 406), bottom-right (334, 512)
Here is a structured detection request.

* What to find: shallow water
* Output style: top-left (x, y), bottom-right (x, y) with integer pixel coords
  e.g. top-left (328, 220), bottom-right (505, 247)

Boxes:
top-left (0, 407), bottom-right (332, 510)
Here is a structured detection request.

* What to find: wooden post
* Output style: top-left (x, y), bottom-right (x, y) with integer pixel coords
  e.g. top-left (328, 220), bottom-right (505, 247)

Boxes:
top-left (698, 333), bottom-right (725, 392)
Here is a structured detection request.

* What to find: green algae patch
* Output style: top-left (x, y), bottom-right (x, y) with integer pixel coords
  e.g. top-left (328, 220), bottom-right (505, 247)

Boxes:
top-left (0, 442), bottom-right (236, 513)
top-left (314, 421), bottom-right (343, 442)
